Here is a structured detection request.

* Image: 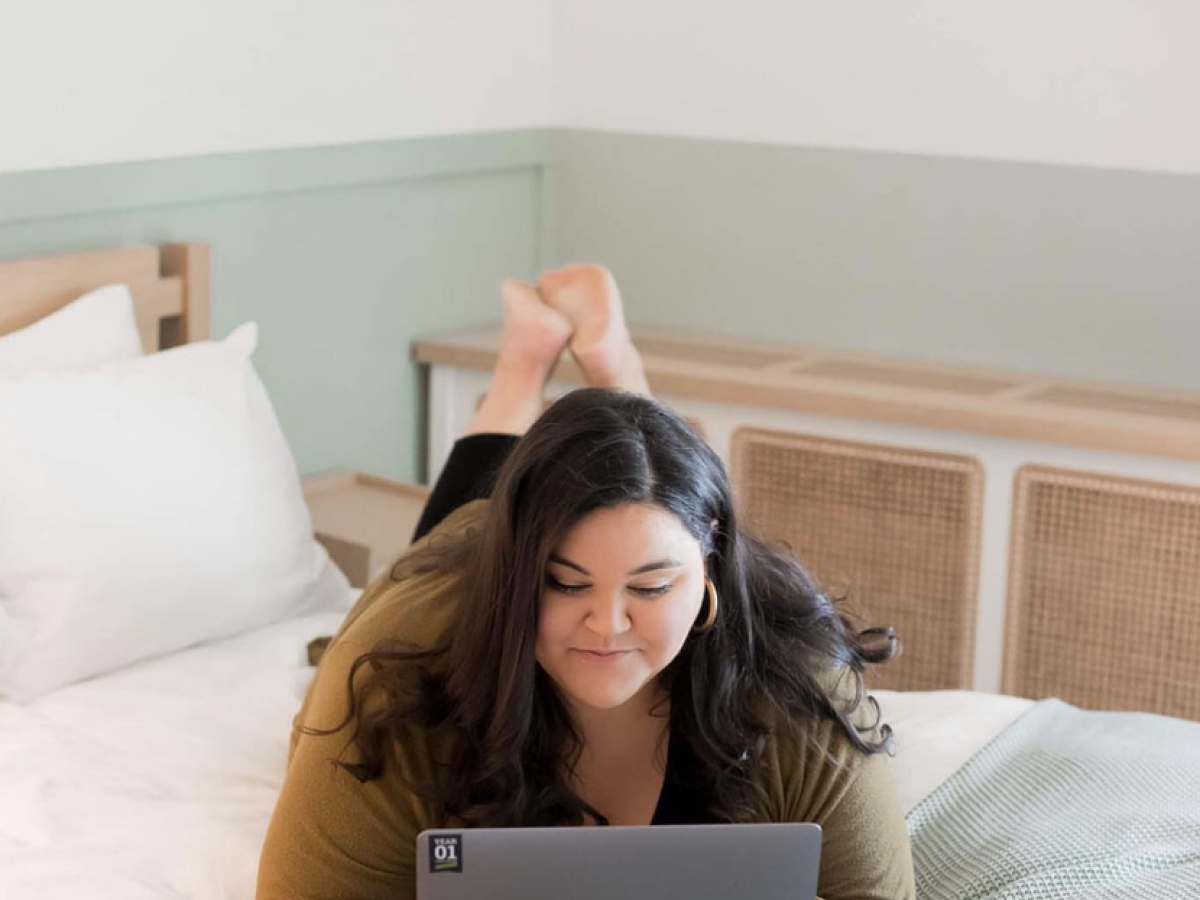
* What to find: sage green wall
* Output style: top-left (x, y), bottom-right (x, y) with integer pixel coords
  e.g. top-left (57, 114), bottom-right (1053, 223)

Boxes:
top-left (6, 126), bottom-right (1195, 487)
top-left (0, 131), bottom-right (555, 482)
top-left (552, 129), bottom-right (1199, 393)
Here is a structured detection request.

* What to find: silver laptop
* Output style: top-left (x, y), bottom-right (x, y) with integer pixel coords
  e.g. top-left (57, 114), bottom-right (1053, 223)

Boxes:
top-left (416, 823), bottom-right (821, 900)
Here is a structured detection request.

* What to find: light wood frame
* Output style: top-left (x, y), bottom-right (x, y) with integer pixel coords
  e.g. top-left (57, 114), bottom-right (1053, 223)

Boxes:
top-left (415, 326), bottom-right (1200, 462)
top-left (0, 242), bottom-right (211, 351)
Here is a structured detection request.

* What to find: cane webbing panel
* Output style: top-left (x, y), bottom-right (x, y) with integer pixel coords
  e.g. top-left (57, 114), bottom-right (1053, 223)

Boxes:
top-left (731, 428), bottom-right (984, 691)
top-left (1005, 466), bottom-right (1200, 720)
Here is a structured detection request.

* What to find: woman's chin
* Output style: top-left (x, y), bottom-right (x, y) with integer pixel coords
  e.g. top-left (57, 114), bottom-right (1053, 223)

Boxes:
top-left (557, 670), bottom-right (662, 714)
top-left (563, 683), bottom-right (640, 712)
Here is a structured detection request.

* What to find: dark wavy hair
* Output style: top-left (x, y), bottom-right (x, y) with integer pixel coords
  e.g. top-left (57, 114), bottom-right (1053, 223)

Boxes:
top-left (309, 387), bottom-right (898, 826)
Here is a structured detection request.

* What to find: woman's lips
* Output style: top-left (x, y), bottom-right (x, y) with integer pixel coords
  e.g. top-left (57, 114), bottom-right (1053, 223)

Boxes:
top-left (573, 649), bottom-right (634, 661)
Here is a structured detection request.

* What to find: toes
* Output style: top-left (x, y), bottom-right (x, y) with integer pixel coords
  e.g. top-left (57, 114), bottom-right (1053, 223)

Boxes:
top-left (536, 270), bottom-right (566, 297)
top-left (537, 264), bottom-right (613, 298)
top-left (501, 277), bottom-right (540, 304)
top-left (499, 276), bottom-right (572, 357)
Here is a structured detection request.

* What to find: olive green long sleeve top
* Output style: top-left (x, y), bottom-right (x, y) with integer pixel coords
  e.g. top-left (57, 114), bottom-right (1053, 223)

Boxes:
top-left (257, 501), bottom-right (916, 900)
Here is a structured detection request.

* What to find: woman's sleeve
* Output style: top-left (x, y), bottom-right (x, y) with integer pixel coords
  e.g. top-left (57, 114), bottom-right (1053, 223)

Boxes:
top-left (411, 434), bottom-right (519, 543)
top-left (257, 638), bottom-right (431, 900)
top-left (807, 747), bottom-right (916, 900)
top-left (781, 692), bottom-right (917, 900)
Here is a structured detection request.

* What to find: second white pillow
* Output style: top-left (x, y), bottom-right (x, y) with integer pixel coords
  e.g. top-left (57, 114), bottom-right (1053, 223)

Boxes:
top-left (0, 322), bottom-right (352, 702)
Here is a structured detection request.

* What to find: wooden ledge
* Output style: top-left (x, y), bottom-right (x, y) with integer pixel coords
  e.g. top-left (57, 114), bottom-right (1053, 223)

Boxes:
top-left (302, 470), bottom-right (431, 588)
top-left (413, 327), bottom-right (1200, 462)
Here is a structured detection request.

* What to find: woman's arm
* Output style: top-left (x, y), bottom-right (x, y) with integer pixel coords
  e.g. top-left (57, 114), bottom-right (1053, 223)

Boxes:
top-left (257, 638), bottom-right (429, 900)
top-left (805, 746), bottom-right (916, 900)
top-left (780, 690), bottom-right (916, 900)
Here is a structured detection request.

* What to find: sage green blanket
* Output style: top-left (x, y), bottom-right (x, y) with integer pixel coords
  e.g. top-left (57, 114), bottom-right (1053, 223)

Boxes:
top-left (906, 698), bottom-right (1200, 899)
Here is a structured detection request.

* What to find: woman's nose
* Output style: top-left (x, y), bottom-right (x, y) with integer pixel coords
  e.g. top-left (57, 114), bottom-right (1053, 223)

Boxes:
top-left (585, 592), bottom-right (632, 635)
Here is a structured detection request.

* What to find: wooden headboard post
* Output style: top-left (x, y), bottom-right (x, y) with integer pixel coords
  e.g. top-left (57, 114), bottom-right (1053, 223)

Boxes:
top-left (0, 242), bottom-right (212, 351)
top-left (161, 242), bottom-right (212, 346)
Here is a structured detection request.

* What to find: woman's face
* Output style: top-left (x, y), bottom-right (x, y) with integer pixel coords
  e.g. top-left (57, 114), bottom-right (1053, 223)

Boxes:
top-left (535, 502), bottom-right (708, 714)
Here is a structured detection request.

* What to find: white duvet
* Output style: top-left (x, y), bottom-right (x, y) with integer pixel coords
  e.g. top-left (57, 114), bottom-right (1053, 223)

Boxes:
top-left (0, 610), bottom-right (1032, 900)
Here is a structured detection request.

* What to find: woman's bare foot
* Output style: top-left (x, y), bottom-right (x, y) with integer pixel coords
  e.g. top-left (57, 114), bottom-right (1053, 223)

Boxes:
top-left (465, 278), bottom-right (572, 437)
top-left (498, 277), bottom-right (573, 374)
top-left (536, 264), bottom-right (650, 394)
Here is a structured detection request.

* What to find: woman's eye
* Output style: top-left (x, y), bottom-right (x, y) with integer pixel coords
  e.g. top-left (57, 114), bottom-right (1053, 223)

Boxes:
top-left (546, 577), bottom-right (589, 594)
top-left (544, 578), bottom-right (670, 598)
top-left (631, 584), bottom-right (671, 597)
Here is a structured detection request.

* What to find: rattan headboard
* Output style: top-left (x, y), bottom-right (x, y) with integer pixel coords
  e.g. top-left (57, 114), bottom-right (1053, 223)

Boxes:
top-left (0, 243), bottom-right (211, 351)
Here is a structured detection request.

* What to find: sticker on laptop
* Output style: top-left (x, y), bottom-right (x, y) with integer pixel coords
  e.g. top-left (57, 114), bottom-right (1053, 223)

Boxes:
top-left (430, 834), bottom-right (463, 873)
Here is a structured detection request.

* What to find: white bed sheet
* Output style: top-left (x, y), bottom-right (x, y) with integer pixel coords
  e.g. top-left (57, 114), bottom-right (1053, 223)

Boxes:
top-left (0, 611), bottom-right (1032, 900)
top-left (0, 610), bottom-right (347, 900)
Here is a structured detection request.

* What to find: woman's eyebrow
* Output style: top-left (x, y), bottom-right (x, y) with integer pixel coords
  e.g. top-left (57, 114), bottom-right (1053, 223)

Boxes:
top-left (548, 553), bottom-right (683, 577)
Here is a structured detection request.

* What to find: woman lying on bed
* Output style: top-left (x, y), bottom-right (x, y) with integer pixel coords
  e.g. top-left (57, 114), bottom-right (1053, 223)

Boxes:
top-left (257, 266), bottom-right (916, 900)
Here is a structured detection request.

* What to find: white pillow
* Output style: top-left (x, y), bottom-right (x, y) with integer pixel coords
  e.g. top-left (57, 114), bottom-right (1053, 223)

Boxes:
top-left (0, 284), bottom-right (143, 375)
top-left (0, 322), bottom-right (352, 702)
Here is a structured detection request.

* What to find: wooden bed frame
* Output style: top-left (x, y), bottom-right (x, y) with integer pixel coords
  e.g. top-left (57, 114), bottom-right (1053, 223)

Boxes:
top-left (0, 242), bottom-right (211, 348)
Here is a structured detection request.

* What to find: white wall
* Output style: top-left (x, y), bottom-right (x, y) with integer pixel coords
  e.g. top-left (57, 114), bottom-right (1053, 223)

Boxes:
top-left (551, 0), bottom-right (1200, 175)
top-left (8, 1), bottom-right (1195, 177)
top-left (0, 0), bottom-right (551, 174)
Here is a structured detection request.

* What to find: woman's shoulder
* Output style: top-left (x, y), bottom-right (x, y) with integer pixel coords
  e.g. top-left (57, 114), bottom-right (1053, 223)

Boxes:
top-left (760, 670), bottom-right (915, 897)
top-left (757, 667), bottom-right (889, 787)
top-left (336, 564), bottom-right (463, 656)
top-left (742, 671), bottom-right (896, 833)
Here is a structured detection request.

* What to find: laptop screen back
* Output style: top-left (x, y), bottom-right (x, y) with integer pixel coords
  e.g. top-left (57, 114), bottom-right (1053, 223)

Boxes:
top-left (416, 823), bottom-right (821, 900)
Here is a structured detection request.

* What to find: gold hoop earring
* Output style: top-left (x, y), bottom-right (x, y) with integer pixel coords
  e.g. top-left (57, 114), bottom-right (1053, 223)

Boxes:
top-left (693, 578), bottom-right (719, 633)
